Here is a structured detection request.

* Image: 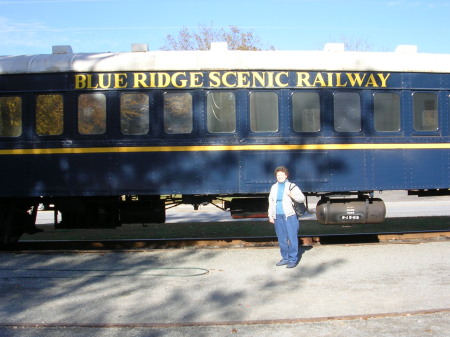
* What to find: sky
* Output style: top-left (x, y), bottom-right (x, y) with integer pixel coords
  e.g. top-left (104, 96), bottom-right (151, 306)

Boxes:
top-left (1, 0), bottom-right (450, 56)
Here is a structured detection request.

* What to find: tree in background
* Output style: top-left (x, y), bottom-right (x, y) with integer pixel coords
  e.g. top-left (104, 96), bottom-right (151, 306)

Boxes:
top-left (161, 24), bottom-right (274, 51)
top-left (342, 36), bottom-right (372, 51)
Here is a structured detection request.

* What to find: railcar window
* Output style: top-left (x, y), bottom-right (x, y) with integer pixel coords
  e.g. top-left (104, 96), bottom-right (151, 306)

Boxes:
top-left (292, 92), bottom-right (320, 132)
top-left (250, 92), bottom-right (278, 132)
top-left (0, 96), bottom-right (22, 137)
top-left (413, 92), bottom-right (438, 131)
top-left (333, 92), bottom-right (361, 132)
top-left (36, 94), bottom-right (63, 136)
top-left (374, 93), bottom-right (400, 132)
top-left (78, 94), bottom-right (106, 135)
top-left (120, 93), bottom-right (149, 135)
top-left (207, 91), bottom-right (236, 133)
top-left (164, 92), bottom-right (193, 134)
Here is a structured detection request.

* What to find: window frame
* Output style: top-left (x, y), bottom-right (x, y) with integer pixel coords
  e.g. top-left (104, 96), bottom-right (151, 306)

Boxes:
top-left (163, 91), bottom-right (194, 135)
top-left (291, 91), bottom-right (321, 134)
top-left (206, 90), bottom-right (237, 134)
top-left (373, 91), bottom-right (401, 134)
top-left (35, 93), bottom-right (64, 136)
top-left (0, 95), bottom-right (22, 137)
top-left (249, 90), bottom-right (279, 133)
top-left (332, 91), bottom-right (362, 134)
top-left (77, 93), bottom-right (107, 136)
top-left (119, 92), bottom-right (150, 136)
top-left (412, 91), bottom-right (439, 134)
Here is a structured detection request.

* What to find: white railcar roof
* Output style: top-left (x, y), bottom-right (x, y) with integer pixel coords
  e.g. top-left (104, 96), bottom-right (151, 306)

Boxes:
top-left (1, 44), bottom-right (450, 74)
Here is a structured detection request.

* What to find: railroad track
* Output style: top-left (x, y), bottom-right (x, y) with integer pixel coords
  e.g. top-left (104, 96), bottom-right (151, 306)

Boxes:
top-left (2, 307), bottom-right (449, 329)
top-left (2, 232), bottom-right (449, 252)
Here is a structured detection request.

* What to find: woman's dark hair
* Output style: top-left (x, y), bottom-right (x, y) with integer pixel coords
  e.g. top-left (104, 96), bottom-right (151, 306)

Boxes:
top-left (274, 166), bottom-right (289, 177)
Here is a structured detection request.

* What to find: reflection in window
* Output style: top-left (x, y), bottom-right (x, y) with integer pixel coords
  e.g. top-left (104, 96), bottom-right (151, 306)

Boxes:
top-left (207, 91), bottom-right (236, 133)
top-left (164, 92), bottom-right (193, 134)
top-left (292, 92), bottom-right (320, 132)
top-left (250, 92), bottom-right (278, 132)
top-left (78, 94), bottom-right (106, 135)
top-left (333, 92), bottom-right (361, 132)
top-left (374, 93), bottom-right (400, 132)
top-left (36, 94), bottom-right (63, 136)
top-left (0, 96), bottom-right (22, 137)
top-left (413, 92), bottom-right (438, 131)
top-left (121, 93), bottom-right (149, 135)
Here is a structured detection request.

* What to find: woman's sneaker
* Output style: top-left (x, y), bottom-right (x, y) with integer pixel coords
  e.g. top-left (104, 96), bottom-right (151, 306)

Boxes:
top-left (276, 260), bottom-right (288, 266)
top-left (286, 261), bottom-right (297, 268)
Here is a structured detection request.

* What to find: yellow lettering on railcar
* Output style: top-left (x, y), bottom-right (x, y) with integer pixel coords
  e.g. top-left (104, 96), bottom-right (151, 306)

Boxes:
top-left (209, 71), bottom-right (221, 87)
top-left (98, 74), bottom-right (112, 88)
top-left (377, 73), bottom-right (391, 87)
top-left (275, 72), bottom-right (289, 87)
top-left (296, 72), bottom-right (391, 88)
top-left (172, 72), bottom-right (188, 88)
top-left (148, 72), bottom-right (157, 87)
top-left (335, 73), bottom-right (348, 87)
top-left (221, 71), bottom-right (236, 87)
top-left (158, 73), bottom-right (171, 88)
top-left (75, 74), bottom-right (87, 89)
top-left (133, 73), bottom-right (148, 88)
top-left (252, 72), bottom-right (264, 86)
top-left (114, 73), bottom-right (127, 88)
top-left (296, 72), bottom-right (312, 87)
top-left (87, 74), bottom-right (98, 89)
top-left (346, 73), bottom-right (367, 86)
top-left (237, 72), bottom-right (250, 88)
top-left (190, 72), bottom-right (204, 88)
top-left (312, 73), bottom-right (327, 87)
top-left (75, 71), bottom-right (392, 89)
top-left (365, 74), bottom-right (378, 87)
top-left (266, 71), bottom-right (275, 87)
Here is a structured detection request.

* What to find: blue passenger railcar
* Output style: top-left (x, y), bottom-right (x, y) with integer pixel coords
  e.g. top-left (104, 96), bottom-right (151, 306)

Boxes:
top-left (0, 43), bottom-right (449, 242)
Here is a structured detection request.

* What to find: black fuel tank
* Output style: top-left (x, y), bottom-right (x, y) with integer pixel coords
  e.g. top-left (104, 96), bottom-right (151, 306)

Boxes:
top-left (316, 197), bottom-right (386, 225)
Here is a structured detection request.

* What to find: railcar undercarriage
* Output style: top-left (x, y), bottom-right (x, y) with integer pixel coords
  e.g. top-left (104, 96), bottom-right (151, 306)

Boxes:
top-left (1, 189), bottom-right (448, 243)
top-left (0, 199), bottom-right (41, 243)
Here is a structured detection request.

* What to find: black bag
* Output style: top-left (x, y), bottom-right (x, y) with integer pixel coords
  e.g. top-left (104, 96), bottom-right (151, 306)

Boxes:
top-left (289, 183), bottom-right (307, 218)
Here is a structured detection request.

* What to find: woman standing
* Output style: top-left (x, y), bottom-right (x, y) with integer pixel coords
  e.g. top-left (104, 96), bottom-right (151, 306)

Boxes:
top-left (268, 166), bottom-right (305, 268)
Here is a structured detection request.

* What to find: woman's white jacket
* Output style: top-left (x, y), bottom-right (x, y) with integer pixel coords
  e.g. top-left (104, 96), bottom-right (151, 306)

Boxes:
top-left (268, 181), bottom-right (305, 219)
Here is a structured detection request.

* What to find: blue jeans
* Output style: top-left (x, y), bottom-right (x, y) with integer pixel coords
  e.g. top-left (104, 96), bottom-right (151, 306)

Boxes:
top-left (274, 214), bottom-right (299, 263)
